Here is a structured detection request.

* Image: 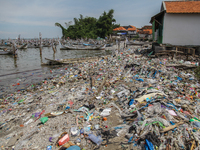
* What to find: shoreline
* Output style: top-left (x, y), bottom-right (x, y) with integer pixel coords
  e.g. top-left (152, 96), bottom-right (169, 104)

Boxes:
top-left (1, 44), bottom-right (200, 150)
top-left (0, 46), bottom-right (113, 99)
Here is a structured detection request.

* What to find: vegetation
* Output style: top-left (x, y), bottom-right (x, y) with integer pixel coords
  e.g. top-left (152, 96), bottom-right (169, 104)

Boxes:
top-left (131, 34), bottom-right (139, 40)
top-left (195, 66), bottom-right (200, 81)
top-left (55, 9), bottom-right (120, 39)
top-left (149, 38), bottom-right (153, 42)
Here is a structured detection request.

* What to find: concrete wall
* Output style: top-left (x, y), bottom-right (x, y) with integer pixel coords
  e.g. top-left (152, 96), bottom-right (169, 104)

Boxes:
top-left (139, 34), bottom-right (146, 38)
top-left (128, 31), bottom-right (136, 34)
top-left (163, 13), bottom-right (200, 46)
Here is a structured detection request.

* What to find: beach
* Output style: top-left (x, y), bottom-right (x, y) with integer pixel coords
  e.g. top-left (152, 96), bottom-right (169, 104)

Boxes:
top-left (1, 43), bottom-right (200, 150)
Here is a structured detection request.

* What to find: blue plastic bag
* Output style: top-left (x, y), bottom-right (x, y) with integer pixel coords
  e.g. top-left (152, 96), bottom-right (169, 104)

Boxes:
top-left (129, 99), bottom-right (134, 106)
top-left (145, 139), bottom-right (154, 150)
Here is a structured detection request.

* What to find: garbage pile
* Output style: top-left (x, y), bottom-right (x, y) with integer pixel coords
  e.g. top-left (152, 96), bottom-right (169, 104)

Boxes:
top-left (1, 46), bottom-right (200, 150)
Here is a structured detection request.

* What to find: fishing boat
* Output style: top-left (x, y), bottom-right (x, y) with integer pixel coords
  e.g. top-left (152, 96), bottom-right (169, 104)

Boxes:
top-left (42, 56), bottom-right (102, 65)
top-left (0, 50), bottom-right (13, 55)
top-left (17, 43), bottom-right (28, 49)
top-left (59, 42), bottom-right (106, 50)
top-left (126, 38), bottom-right (152, 46)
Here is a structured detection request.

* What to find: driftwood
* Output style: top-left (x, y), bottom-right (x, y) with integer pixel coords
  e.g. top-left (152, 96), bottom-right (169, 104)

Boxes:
top-left (89, 69), bottom-right (95, 89)
top-left (155, 50), bottom-right (184, 57)
top-left (96, 74), bottom-right (109, 96)
top-left (91, 77), bottom-right (95, 87)
top-left (166, 64), bottom-right (197, 69)
top-left (160, 121), bottom-right (184, 133)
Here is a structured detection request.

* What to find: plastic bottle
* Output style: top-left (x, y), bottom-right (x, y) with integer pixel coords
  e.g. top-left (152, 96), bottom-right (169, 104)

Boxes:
top-left (88, 134), bottom-right (102, 146)
top-left (71, 127), bottom-right (79, 136)
top-left (83, 126), bottom-right (92, 135)
top-left (66, 145), bottom-right (81, 150)
top-left (46, 145), bottom-right (52, 150)
top-left (58, 133), bottom-right (70, 146)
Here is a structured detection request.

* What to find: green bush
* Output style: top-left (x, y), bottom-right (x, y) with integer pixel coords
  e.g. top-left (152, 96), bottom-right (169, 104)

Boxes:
top-left (194, 66), bottom-right (200, 81)
top-left (149, 39), bottom-right (153, 42)
top-left (55, 9), bottom-right (120, 39)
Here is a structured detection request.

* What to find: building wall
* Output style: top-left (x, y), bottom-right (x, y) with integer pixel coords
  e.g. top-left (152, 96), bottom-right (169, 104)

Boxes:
top-left (138, 34), bottom-right (146, 38)
top-left (128, 31), bottom-right (136, 34)
top-left (163, 13), bottom-right (200, 46)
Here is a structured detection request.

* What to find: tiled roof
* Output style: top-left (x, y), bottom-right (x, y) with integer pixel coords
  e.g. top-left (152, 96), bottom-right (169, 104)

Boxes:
top-left (118, 27), bottom-right (127, 31)
top-left (127, 28), bottom-right (136, 31)
top-left (142, 25), bottom-right (152, 29)
top-left (130, 25), bottom-right (136, 30)
top-left (143, 29), bottom-right (152, 34)
top-left (113, 26), bottom-right (131, 31)
top-left (165, 1), bottom-right (200, 13)
top-left (113, 27), bottom-right (120, 31)
top-left (113, 25), bottom-right (136, 31)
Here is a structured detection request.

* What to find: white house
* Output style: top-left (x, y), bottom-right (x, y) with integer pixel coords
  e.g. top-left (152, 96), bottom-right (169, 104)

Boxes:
top-left (150, 1), bottom-right (200, 46)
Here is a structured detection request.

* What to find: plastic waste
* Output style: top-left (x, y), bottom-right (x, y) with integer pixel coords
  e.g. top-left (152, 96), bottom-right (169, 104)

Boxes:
top-left (100, 108), bottom-right (111, 116)
top-left (88, 134), bottom-right (102, 146)
top-left (135, 93), bottom-right (166, 103)
top-left (83, 126), bottom-right (92, 135)
top-left (76, 138), bottom-right (81, 143)
top-left (95, 124), bottom-right (100, 129)
top-left (71, 127), bottom-right (79, 136)
top-left (145, 139), bottom-right (154, 150)
top-left (192, 121), bottom-right (200, 128)
top-left (66, 145), bottom-right (81, 150)
top-left (117, 89), bottom-right (130, 98)
top-left (58, 132), bottom-right (70, 146)
top-left (129, 99), bottom-right (134, 106)
top-left (39, 117), bottom-right (48, 124)
top-left (46, 145), bottom-right (52, 150)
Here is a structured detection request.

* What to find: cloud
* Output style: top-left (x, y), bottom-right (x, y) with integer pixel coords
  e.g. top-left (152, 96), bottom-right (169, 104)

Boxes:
top-left (0, 0), bottom-right (84, 26)
top-left (0, 0), bottom-right (164, 38)
top-left (0, 19), bottom-right (57, 27)
top-left (0, 31), bottom-right (26, 35)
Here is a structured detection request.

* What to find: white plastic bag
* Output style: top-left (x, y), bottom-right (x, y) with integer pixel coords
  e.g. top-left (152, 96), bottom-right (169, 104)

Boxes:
top-left (100, 108), bottom-right (111, 116)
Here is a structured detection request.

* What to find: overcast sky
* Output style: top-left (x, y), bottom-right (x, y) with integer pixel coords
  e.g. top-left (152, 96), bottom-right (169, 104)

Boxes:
top-left (0, 0), bottom-right (165, 39)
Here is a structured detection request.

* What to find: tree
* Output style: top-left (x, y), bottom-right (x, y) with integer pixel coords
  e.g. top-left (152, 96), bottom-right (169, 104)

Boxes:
top-left (55, 23), bottom-right (68, 39)
top-left (55, 9), bottom-right (119, 39)
top-left (65, 21), bottom-right (72, 28)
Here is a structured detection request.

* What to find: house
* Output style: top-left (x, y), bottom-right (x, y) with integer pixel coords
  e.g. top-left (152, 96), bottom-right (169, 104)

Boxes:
top-left (137, 25), bottom-right (153, 39)
top-left (125, 25), bottom-right (137, 35)
top-left (113, 25), bottom-right (137, 39)
top-left (150, 1), bottom-right (200, 46)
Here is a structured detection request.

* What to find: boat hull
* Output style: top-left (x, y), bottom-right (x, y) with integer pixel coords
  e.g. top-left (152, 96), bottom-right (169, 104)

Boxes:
top-left (0, 51), bottom-right (13, 55)
top-left (59, 42), bottom-right (106, 50)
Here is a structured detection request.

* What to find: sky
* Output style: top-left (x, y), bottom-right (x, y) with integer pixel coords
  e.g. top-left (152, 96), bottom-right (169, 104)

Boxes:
top-left (0, 0), bottom-right (165, 39)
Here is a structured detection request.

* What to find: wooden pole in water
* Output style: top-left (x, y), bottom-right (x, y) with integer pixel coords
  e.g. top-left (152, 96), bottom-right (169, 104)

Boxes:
top-left (52, 39), bottom-right (56, 53)
top-left (118, 39), bottom-right (120, 53)
top-left (39, 32), bottom-right (42, 56)
top-left (12, 41), bottom-right (17, 58)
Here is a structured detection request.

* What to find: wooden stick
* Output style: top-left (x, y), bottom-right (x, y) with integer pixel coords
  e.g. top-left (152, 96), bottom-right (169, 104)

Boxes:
top-left (190, 140), bottom-right (195, 150)
top-left (160, 122), bottom-right (184, 133)
top-left (96, 74), bottom-right (109, 96)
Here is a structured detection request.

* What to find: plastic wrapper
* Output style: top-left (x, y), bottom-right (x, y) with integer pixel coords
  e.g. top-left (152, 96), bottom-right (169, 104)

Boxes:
top-left (176, 111), bottom-right (190, 121)
top-left (100, 108), bottom-right (111, 116)
top-left (147, 102), bottom-right (161, 114)
top-left (177, 133), bottom-right (184, 148)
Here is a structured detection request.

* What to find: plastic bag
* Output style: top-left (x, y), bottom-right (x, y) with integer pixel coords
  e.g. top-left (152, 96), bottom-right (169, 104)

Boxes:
top-left (136, 111), bottom-right (142, 121)
top-left (88, 134), bottom-right (102, 146)
top-left (100, 108), bottom-right (111, 116)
